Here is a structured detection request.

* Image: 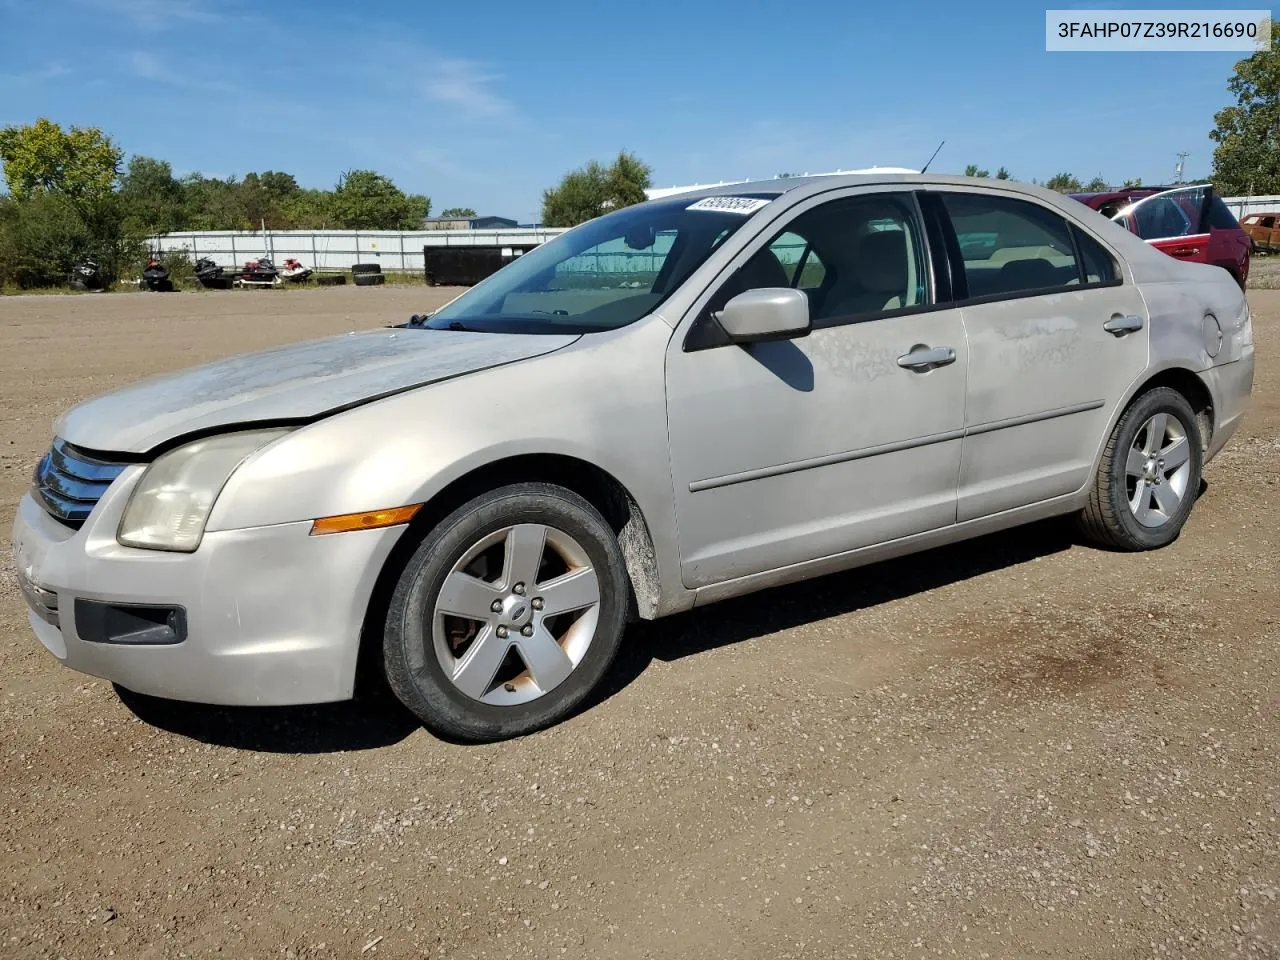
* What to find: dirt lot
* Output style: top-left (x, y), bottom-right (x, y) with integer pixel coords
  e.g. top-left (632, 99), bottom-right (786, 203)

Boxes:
top-left (0, 285), bottom-right (1276, 960)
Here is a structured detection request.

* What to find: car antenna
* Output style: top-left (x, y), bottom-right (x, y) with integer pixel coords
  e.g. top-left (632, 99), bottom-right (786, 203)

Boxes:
top-left (920, 140), bottom-right (946, 174)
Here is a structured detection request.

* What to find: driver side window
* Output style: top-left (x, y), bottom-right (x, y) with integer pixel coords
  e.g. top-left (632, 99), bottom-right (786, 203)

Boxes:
top-left (705, 194), bottom-right (928, 330)
top-left (769, 232), bottom-right (827, 290)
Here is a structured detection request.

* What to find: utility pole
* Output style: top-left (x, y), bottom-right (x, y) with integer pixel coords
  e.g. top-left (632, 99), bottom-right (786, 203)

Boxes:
top-left (1174, 152), bottom-right (1189, 184)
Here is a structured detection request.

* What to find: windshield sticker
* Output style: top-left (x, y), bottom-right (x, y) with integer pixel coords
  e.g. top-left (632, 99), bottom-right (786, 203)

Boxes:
top-left (686, 196), bottom-right (771, 215)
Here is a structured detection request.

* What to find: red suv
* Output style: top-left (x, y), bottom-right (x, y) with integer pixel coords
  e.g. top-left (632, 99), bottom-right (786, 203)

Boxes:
top-left (1071, 184), bottom-right (1251, 290)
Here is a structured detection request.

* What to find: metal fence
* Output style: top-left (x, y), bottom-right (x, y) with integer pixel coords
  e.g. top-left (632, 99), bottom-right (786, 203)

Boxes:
top-left (149, 228), bottom-right (566, 273)
top-left (1223, 195), bottom-right (1280, 219)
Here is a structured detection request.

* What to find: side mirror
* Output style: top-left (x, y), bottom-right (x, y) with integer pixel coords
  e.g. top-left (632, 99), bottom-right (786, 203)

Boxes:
top-left (715, 288), bottom-right (811, 344)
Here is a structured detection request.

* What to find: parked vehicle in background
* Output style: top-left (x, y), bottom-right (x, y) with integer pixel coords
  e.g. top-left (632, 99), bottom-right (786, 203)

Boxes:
top-left (69, 259), bottom-right (104, 292)
top-left (194, 257), bottom-right (232, 289)
top-left (1241, 212), bottom-right (1280, 253)
top-left (13, 174), bottom-right (1254, 742)
top-left (1072, 184), bottom-right (1251, 290)
top-left (235, 257), bottom-right (280, 288)
top-left (280, 258), bottom-right (313, 283)
top-left (140, 257), bottom-right (173, 292)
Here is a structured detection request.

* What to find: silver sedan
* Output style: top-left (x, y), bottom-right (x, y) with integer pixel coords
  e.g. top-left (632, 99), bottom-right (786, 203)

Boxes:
top-left (12, 174), bottom-right (1255, 741)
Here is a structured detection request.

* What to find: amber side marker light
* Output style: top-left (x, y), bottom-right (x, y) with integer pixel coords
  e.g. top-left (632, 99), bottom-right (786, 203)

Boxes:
top-left (309, 504), bottom-right (422, 536)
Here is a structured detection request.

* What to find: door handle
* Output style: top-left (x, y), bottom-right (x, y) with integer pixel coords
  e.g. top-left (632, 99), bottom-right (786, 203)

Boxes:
top-left (896, 345), bottom-right (956, 371)
top-left (1102, 314), bottom-right (1144, 336)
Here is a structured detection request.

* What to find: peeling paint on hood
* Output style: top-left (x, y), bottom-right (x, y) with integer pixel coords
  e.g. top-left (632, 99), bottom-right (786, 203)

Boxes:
top-left (54, 328), bottom-right (581, 454)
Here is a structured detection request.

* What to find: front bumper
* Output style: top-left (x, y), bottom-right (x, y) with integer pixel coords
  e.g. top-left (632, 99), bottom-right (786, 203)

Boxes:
top-left (11, 470), bottom-right (405, 706)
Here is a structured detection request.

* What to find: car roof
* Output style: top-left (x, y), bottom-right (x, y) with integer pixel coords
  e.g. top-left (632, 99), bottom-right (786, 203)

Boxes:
top-left (664, 172), bottom-right (1119, 205)
top-left (655, 174), bottom-right (1168, 231)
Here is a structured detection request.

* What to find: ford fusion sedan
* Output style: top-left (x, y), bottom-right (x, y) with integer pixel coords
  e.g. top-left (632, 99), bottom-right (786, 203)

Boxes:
top-left (12, 174), bottom-right (1254, 742)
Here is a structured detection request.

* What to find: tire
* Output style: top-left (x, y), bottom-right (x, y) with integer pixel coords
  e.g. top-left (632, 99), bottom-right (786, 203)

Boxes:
top-left (316, 274), bottom-right (346, 286)
top-left (351, 263), bottom-right (383, 275)
top-left (353, 273), bottom-right (385, 286)
top-left (383, 482), bottom-right (630, 742)
top-left (1077, 386), bottom-right (1203, 551)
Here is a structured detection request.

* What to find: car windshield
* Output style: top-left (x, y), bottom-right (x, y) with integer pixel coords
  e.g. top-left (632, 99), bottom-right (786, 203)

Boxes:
top-left (420, 195), bottom-right (776, 334)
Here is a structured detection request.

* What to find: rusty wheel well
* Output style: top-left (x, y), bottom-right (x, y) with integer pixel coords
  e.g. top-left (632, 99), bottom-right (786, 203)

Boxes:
top-left (354, 455), bottom-right (660, 696)
top-left (1137, 368), bottom-right (1214, 451)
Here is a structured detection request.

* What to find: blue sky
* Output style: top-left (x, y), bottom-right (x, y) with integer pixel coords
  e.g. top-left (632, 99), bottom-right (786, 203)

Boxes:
top-left (0, 0), bottom-right (1261, 219)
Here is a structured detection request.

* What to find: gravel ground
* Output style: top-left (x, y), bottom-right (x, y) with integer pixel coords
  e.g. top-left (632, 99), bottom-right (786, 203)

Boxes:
top-left (0, 285), bottom-right (1276, 959)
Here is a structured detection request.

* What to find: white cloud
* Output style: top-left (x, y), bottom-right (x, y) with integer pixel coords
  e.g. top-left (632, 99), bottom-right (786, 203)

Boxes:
top-left (126, 51), bottom-right (244, 96)
top-left (76, 0), bottom-right (218, 28)
top-left (422, 58), bottom-right (511, 119)
top-left (0, 61), bottom-right (71, 85)
top-left (129, 50), bottom-right (170, 82)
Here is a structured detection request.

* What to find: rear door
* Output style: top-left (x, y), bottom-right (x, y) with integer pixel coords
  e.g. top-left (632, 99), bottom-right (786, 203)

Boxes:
top-left (1114, 184), bottom-right (1210, 264)
top-left (925, 188), bottom-right (1150, 522)
top-left (1115, 185), bottom-right (1245, 271)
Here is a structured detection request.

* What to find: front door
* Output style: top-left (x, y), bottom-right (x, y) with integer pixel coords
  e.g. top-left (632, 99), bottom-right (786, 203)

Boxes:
top-left (926, 188), bottom-right (1151, 521)
top-left (665, 190), bottom-right (968, 589)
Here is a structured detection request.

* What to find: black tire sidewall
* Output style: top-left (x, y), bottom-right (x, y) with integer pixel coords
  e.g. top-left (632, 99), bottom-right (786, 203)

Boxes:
top-left (383, 484), bottom-right (629, 742)
top-left (1103, 387), bottom-right (1203, 549)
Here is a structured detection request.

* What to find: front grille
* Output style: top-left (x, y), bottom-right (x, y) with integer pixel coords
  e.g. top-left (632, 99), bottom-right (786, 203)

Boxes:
top-left (32, 438), bottom-right (128, 529)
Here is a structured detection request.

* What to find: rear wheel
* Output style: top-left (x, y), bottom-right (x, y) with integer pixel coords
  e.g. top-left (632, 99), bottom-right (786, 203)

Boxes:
top-left (1077, 386), bottom-right (1203, 550)
top-left (383, 483), bottom-right (629, 742)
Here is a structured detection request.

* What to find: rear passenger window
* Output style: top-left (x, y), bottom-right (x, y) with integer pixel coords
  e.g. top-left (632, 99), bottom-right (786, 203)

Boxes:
top-left (1071, 226), bottom-right (1118, 285)
top-left (1206, 196), bottom-right (1241, 230)
top-left (941, 193), bottom-right (1081, 299)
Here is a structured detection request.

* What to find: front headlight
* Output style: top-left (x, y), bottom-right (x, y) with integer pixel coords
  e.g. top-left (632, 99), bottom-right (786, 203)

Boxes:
top-left (117, 428), bottom-right (292, 552)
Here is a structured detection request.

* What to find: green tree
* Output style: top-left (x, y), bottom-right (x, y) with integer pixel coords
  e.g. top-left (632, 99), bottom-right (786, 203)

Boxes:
top-left (1210, 24), bottom-right (1280, 194)
top-left (119, 155), bottom-right (185, 235)
top-left (1083, 175), bottom-right (1109, 192)
top-left (180, 174), bottom-right (244, 230)
top-left (281, 187), bottom-right (334, 229)
top-left (0, 117), bottom-right (122, 203)
top-left (1045, 172), bottom-right (1084, 193)
top-left (238, 173), bottom-right (287, 229)
top-left (995, 167), bottom-right (1012, 180)
top-left (1122, 177), bottom-right (1143, 188)
top-left (0, 190), bottom-right (140, 287)
top-left (257, 171), bottom-right (301, 202)
top-left (542, 151), bottom-right (653, 227)
top-left (963, 164), bottom-right (990, 178)
top-left (440, 206), bottom-right (477, 217)
top-left (328, 169), bottom-right (428, 229)
top-left (542, 160), bottom-right (610, 228)
top-left (607, 150), bottom-right (652, 208)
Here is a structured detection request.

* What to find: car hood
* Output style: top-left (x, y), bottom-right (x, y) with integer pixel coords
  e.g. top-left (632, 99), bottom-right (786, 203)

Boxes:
top-left (55, 328), bottom-right (580, 454)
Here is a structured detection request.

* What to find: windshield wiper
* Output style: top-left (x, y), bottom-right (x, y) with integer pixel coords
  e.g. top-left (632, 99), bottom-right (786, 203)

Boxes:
top-left (390, 313), bottom-right (448, 330)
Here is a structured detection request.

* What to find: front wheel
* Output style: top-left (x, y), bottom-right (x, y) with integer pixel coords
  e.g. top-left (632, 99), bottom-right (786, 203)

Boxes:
top-left (1077, 386), bottom-right (1203, 551)
top-left (383, 483), bottom-right (630, 742)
